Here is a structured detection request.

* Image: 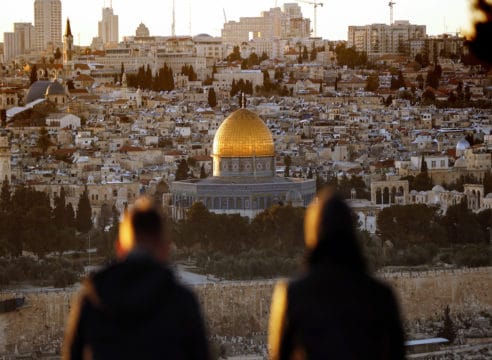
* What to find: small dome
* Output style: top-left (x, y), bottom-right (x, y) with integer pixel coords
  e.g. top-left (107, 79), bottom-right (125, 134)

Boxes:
top-left (485, 193), bottom-right (492, 199)
top-left (45, 81), bottom-right (67, 96)
top-left (25, 80), bottom-right (51, 103)
top-left (432, 185), bottom-right (445, 192)
top-left (213, 108), bottom-right (274, 158)
top-left (456, 138), bottom-right (471, 152)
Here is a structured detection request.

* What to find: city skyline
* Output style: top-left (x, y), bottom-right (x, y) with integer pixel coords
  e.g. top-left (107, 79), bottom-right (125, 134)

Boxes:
top-left (1, 0), bottom-right (473, 45)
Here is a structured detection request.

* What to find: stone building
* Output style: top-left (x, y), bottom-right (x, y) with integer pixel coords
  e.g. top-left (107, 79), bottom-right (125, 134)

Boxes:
top-left (370, 180), bottom-right (409, 206)
top-left (171, 107), bottom-right (316, 219)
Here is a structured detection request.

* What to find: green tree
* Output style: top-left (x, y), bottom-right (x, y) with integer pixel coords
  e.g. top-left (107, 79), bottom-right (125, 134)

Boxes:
top-left (53, 187), bottom-right (66, 227)
top-left (310, 43), bottom-right (318, 61)
top-left (390, 71), bottom-right (405, 90)
top-left (284, 155), bottom-right (292, 177)
top-left (29, 64), bottom-right (38, 85)
top-left (207, 87), bottom-right (217, 108)
top-left (200, 164), bottom-right (207, 179)
top-left (302, 45), bottom-right (309, 60)
top-left (76, 187), bottom-right (92, 233)
top-left (365, 75), bottom-right (380, 91)
top-left (440, 202), bottom-right (484, 244)
top-left (227, 46), bottom-right (242, 62)
top-left (377, 204), bottom-right (444, 247)
top-left (175, 159), bottom-right (189, 181)
top-left (54, 47), bottom-right (62, 61)
top-left (260, 52), bottom-right (269, 62)
top-left (247, 52), bottom-right (260, 68)
top-left (37, 127), bottom-right (51, 156)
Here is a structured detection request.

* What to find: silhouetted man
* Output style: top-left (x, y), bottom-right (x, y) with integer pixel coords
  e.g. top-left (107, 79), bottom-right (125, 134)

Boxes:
top-left (63, 202), bottom-right (209, 360)
top-left (269, 190), bottom-right (405, 360)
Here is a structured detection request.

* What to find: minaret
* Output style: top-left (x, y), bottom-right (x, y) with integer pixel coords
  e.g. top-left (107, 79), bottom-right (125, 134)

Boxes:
top-left (0, 136), bottom-right (11, 183)
top-left (122, 72), bottom-right (128, 99)
top-left (63, 18), bottom-right (74, 64)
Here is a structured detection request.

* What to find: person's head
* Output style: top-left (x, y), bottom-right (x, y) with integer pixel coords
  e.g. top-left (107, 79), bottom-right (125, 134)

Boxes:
top-left (116, 197), bottom-right (170, 262)
top-left (304, 187), bottom-right (366, 273)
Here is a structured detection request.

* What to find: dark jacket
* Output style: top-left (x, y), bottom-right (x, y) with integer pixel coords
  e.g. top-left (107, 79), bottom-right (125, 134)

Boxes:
top-left (278, 264), bottom-right (405, 360)
top-left (63, 253), bottom-right (209, 360)
top-left (269, 195), bottom-right (405, 360)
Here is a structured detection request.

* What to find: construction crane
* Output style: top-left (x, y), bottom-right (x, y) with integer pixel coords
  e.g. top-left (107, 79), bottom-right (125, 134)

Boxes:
top-left (171, 0), bottom-right (176, 37)
top-left (389, 1), bottom-right (396, 25)
top-left (297, 0), bottom-right (324, 38)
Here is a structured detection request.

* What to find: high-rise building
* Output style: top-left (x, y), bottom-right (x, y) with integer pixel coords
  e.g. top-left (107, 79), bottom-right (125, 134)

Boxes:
top-left (348, 21), bottom-right (426, 56)
top-left (98, 6), bottom-right (119, 47)
top-left (3, 33), bottom-right (17, 63)
top-left (34, 0), bottom-right (62, 51)
top-left (3, 23), bottom-right (34, 62)
top-left (221, 4), bottom-right (310, 45)
top-left (13, 23), bottom-right (34, 55)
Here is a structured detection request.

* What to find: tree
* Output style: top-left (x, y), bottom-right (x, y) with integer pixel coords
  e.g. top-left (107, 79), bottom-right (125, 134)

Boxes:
top-left (227, 46), bottom-right (242, 62)
top-left (120, 62), bottom-right (125, 81)
top-left (0, 176), bottom-right (11, 210)
top-left (37, 127), bottom-right (51, 156)
top-left (260, 52), bottom-right (269, 62)
top-left (437, 306), bottom-right (457, 343)
top-left (384, 95), bottom-right (393, 107)
top-left (284, 155), bottom-right (292, 177)
top-left (29, 64), bottom-right (38, 85)
top-left (200, 164), bottom-right (207, 179)
top-left (247, 53), bottom-right (260, 68)
top-left (175, 159), bottom-right (189, 181)
top-left (422, 89), bottom-right (436, 103)
top-left (416, 74), bottom-right (424, 90)
top-left (390, 71), bottom-right (406, 90)
top-left (365, 75), bottom-right (379, 91)
top-left (212, 63), bottom-right (217, 80)
top-left (302, 46), bottom-right (309, 60)
top-left (53, 187), bottom-right (66, 227)
top-left (420, 154), bottom-right (428, 173)
top-left (54, 47), bottom-right (62, 62)
top-left (76, 187), bottom-right (92, 233)
top-left (207, 87), bottom-right (217, 108)
top-left (310, 43), bottom-right (318, 61)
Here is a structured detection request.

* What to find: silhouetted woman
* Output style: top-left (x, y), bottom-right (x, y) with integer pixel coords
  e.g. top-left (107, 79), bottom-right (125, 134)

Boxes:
top-left (269, 189), bottom-right (405, 360)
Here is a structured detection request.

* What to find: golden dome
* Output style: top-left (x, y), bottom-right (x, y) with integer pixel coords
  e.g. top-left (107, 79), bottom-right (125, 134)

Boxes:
top-left (213, 108), bottom-right (274, 158)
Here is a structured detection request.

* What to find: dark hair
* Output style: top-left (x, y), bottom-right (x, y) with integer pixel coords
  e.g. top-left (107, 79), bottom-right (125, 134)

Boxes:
top-left (131, 208), bottom-right (163, 243)
top-left (307, 194), bottom-right (367, 273)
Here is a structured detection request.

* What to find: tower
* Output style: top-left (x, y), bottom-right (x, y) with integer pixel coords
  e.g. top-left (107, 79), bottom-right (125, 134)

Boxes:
top-left (98, 4), bottom-right (119, 47)
top-left (63, 18), bottom-right (74, 64)
top-left (0, 136), bottom-right (11, 183)
top-left (34, 0), bottom-right (62, 51)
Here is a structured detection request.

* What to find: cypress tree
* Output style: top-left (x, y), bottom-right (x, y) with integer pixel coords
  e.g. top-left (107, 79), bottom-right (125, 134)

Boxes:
top-left (53, 187), bottom-right (66, 226)
top-left (76, 187), bottom-right (92, 233)
top-left (208, 88), bottom-right (217, 108)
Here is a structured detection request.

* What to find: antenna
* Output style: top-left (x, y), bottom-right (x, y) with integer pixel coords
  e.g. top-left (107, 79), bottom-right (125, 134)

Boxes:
top-left (189, 0), bottom-right (192, 36)
top-left (223, 8), bottom-right (227, 23)
top-left (172, 0), bottom-right (176, 37)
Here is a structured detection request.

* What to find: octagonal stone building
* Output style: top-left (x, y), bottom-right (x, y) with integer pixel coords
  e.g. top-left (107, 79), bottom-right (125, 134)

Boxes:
top-left (171, 108), bottom-right (316, 219)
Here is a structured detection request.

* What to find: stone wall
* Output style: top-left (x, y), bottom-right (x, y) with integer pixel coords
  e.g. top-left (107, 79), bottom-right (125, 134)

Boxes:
top-left (0, 267), bottom-right (491, 355)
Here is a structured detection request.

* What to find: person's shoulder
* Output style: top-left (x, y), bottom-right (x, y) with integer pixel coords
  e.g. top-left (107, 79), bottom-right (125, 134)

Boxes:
top-left (173, 281), bottom-right (201, 307)
top-left (364, 274), bottom-right (399, 304)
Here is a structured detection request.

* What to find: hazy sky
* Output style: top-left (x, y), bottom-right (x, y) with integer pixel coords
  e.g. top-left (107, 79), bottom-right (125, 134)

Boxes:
top-left (1, 0), bottom-right (475, 45)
